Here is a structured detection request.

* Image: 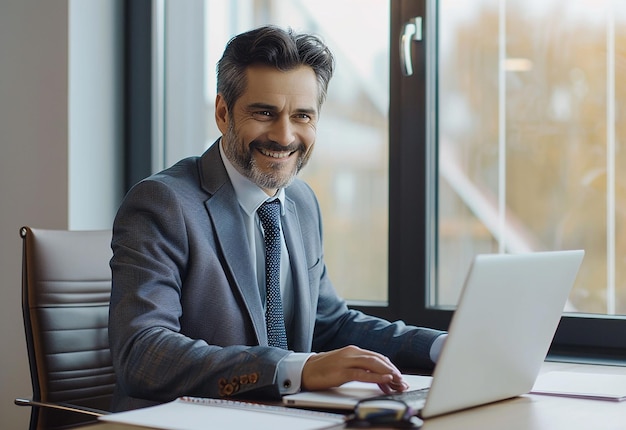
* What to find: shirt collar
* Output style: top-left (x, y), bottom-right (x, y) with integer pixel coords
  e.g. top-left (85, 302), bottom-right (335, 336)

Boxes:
top-left (219, 139), bottom-right (285, 217)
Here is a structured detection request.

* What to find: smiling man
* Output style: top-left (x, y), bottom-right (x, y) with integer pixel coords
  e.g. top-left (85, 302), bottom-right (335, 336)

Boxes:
top-left (108, 25), bottom-right (446, 412)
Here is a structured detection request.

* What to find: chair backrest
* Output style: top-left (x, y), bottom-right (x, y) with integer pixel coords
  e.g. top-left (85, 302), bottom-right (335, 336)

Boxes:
top-left (20, 226), bottom-right (116, 430)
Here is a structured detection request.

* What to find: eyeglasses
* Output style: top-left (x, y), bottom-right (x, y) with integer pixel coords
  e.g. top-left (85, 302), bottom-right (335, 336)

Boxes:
top-left (347, 399), bottom-right (423, 428)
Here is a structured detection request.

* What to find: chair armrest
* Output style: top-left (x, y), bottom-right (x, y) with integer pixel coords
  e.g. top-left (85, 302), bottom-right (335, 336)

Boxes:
top-left (14, 397), bottom-right (109, 417)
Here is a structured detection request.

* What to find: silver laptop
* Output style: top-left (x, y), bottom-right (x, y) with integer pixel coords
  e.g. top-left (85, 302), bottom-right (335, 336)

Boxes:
top-left (283, 250), bottom-right (585, 419)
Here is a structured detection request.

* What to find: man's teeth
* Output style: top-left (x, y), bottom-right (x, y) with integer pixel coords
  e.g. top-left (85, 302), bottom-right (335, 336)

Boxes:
top-left (260, 148), bottom-right (291, 159)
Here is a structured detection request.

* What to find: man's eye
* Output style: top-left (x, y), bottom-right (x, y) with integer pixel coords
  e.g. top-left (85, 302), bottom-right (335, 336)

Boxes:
top-left (295, 113), bottom-right (311, 121)
top-left (252, 111), bottom-right (273, 120)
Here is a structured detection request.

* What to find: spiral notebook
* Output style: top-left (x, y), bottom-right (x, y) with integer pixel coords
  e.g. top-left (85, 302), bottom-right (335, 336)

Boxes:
top-left (100, 397), bottom-right (346, 430)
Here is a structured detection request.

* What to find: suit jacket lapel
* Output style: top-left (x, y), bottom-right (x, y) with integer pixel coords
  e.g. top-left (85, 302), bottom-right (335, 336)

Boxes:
top-left (282, 197), bottom-right (314, 352)
top-left (199, 143), bottom-right (267, 345)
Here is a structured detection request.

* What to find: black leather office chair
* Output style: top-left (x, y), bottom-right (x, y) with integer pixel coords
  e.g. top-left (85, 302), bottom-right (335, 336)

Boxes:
top-left (15, 226), bottom-right (116, 430)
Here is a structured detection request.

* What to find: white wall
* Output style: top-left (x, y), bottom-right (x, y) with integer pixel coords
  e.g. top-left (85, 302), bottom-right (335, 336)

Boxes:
top-left (0, 0), bottom-right (122, 428)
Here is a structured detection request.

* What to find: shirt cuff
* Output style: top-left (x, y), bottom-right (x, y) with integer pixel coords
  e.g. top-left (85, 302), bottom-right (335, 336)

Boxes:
top-left (429, 333), bottom-right (448, 363)
top-left (276, 352), bottom-right (315, 394)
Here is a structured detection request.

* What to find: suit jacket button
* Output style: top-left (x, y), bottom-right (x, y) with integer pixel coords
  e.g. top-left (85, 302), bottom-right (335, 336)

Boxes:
top-left (222, 383), bottom-right (234, 396)
top-left (249, 373), bottom-right (258, 384)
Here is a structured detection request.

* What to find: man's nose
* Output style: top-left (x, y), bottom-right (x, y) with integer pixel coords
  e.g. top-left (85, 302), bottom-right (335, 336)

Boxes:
top-left (267, 116), bottom-right (296, 146)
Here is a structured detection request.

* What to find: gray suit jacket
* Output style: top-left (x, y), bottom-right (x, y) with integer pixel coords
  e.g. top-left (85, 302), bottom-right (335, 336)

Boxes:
top-left (109, 142), bottom-right (443, 411)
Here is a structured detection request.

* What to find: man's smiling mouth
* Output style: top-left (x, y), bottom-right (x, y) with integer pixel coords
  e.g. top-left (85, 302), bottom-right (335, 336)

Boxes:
top-left (258, 148), bottom-right (295, 159)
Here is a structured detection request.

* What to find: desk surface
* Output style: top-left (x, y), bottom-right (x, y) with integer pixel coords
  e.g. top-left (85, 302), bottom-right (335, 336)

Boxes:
top-left (76, 361), bottom-right (626, 430)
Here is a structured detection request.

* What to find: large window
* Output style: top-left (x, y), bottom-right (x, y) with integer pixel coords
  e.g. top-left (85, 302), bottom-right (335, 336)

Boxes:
top-left (160, 0), bottom-right (390, 304)
top-left (130, 0), bottom-right (626, 361)
top-left (399, 0), bottom-right (626, 360)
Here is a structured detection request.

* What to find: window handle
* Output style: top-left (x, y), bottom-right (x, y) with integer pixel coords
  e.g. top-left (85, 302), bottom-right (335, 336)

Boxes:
top-left (400, 17), bottom-right (422, 76)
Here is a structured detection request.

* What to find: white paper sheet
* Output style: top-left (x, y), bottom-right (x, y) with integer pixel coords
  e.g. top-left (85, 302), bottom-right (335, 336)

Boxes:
top-left (531, 371), bottom-right (626, 401)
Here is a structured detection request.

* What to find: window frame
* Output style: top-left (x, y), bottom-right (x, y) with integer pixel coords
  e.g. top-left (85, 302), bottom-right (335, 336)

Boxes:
top-left (123, 0), bottom-right (154, 190)
top-left (353, 0), bottom-right (444, 327)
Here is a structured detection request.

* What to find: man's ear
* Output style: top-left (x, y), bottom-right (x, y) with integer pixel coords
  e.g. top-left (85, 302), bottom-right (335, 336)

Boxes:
top-left (215, 94), bottom-right (229, 134)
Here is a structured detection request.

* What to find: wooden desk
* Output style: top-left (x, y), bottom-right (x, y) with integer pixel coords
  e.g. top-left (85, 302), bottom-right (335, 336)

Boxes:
top-left (420, 361), bottom-right (626, 430)
top-left (75, 361), bottom-right (626, 430)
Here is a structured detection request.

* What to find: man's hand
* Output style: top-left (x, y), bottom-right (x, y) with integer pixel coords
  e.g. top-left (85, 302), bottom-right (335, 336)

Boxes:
top-left (301, 345), bottom-right (409, 394)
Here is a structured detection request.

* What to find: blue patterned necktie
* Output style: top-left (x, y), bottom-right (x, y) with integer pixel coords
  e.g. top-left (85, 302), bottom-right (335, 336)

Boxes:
top-left (257, 200), bottom-right (288, 349)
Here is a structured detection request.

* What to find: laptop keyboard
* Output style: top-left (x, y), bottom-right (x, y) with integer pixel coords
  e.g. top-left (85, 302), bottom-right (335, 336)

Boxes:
top-left (371, 387), bottom-right (430, 410)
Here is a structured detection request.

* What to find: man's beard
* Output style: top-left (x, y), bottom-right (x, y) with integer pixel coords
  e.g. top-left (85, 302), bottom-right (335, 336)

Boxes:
top-left (222, 121), bottom-right (312, 191)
